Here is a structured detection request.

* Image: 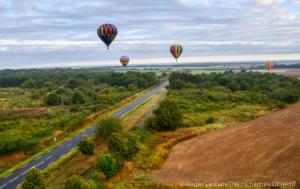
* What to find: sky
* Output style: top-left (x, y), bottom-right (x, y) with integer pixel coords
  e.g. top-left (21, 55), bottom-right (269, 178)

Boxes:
top-left (0, 0), bottom-right (300, 69)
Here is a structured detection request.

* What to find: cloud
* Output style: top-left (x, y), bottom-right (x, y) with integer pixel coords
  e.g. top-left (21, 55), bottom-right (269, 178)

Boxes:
top-left (0, 0), bottom-right (299, 68)
top-left (254, 0), bottom-right (285, 5)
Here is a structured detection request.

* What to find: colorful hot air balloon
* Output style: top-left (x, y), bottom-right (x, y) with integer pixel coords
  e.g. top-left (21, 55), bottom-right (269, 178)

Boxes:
top-left (170, 44), bottom-right (183, 62)
top-left (265, 60), bottom-right (273, 71)
top-left (97, 24), bottom-right (118, 49)
top-left (120, 56), bottom-right (129, 67)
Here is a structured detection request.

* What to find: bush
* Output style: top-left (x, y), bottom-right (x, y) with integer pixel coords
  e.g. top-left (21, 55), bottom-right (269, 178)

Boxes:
top-left (170, 79), bottom-right (186, 89)
top-left (21, 168), bottom-right (45, 189)
top-left (147, 100), bottom-right (183, 131)
top-left (205, 116), bottom-right (215, 124)
top-left (269, 88), bottom-right (299, 104)
top-left (64, 175), bottom-right (89, 189)
top-left (78, 135), bottom-right (95, 155)
top-left (72, 89), bottom-right (87, 104)
top-left (129, 126), bottom-right (150, 143)
top-left (96, 117), bottom-right (123, 138)
top-left (44, 92), bottom-right (61, 106)
top-left (125, 136), bottom-right (140, 159)
top-left (108, 132), bottom-right (141, 160)
top-left (108, 133), bottom-right (127, 159)
top-left (0, 131), bottom-right (37, 155)
top-left (96, 154), bottom-right (117, 179)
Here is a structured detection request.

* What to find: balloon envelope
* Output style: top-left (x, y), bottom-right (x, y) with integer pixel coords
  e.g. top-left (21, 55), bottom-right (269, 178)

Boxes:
top-left (265, 60), bottom-right (273, 70)
top-left (120, 56), bottom-right (129, 67)
top-left (97, 24), bottom-right (118, 49)
top-left (170, 44), bottom-right (183, 62)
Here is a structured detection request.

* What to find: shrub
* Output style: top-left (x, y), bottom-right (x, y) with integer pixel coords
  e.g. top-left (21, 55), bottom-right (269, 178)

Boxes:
top-left (125, 136), bottom-right (140, 159)
top-left (149, 100), bottom-right (183, 131)
top-left (78, 135), bottom-right (95, 155)
top-left (64, 175), bottom-right (89, 189)
top-left (0, 131), bottom-right (37, 155)
top-left (72, 89), bottom-right (87, 104)
top-left (96, 154), bottom-right (117, 179)
top-left (129, 126), bottom-right (150, 143)
top-left (269, 88), bottom-right (299, 104)
top-left (21, 168), bottom-right (45, 189)
top-left (44, 92), bottom-right (61, 106)
top-left (108, 132), bottom-right (140, 160)
top-left (96, 117), bottom-right (122, 138)
top-left (205, 116), bottom-right (215, 124)
top-left (227, 80), bottom-right (240, 91)
top-left (170, 79), bottom-right (186, 89)
top-left (108, 133), bottom-right (127, 159)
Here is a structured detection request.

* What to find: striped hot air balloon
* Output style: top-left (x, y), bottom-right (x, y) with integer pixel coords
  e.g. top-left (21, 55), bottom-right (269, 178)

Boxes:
top-left (120, 56), bottom-right (129, 67)
top-left (97, 24), bottom-right (118, 49)
top-left (170, 44), bottom-right (183, 62)
top-left (265, 60), bottom-right (273, 71)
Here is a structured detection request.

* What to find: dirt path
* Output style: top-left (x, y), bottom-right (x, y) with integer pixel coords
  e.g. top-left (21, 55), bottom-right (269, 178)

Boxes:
top-left (154, 102), bottom-right (300, 185)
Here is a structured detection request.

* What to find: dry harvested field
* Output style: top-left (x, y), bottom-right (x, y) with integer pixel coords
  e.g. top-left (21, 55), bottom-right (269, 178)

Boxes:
top-left (253, 68), bottom-right (300, 77)
top-left (154, 102), bottom-right (300, 185)
top-left (282, 69), bottom-right (300, 77)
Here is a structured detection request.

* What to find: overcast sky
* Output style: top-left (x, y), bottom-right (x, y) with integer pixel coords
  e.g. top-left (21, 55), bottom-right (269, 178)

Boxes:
top-left (0, 0), bottom-right (300, 69)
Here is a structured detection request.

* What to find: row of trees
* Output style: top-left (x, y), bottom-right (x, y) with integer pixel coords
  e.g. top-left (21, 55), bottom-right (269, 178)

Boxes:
top-left (0, 69), bottom-right (158, 89)
top-left (169, 71), bottom-right (300, 104)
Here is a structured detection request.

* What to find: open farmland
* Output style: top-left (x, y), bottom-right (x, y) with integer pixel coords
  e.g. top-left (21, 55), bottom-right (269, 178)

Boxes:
top-left (154, 102), bottom-right (300, 185)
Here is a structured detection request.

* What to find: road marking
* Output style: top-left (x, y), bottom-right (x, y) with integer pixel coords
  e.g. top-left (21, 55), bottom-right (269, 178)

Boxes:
top-left (8, 176), bottom-right (19, 183)
top-left (35, 161), bottom-right (45, 167)
top-left (21, 170), bottom-right (29, 176)
top-left (0, 184), bottom-right (7, 189)
top-left (45, 154), bottom-right (54, 160)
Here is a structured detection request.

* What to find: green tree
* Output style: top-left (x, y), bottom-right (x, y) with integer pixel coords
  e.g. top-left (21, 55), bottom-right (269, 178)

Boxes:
top-left (96, 117), bottom-right (122, 138)
top-left (64, 175), bottom-right (89, 189)
top-left (108, 133), bottom-right (127, 159)
top-left (21, 168), bottom-right (45, 189)
top-left (72, 89), bottom-right (87, 104)
top-left (21, 79), bottom-right (37, 89)
top-left (149, 100), bottom-right (183, 131)
top-left (125, 136), bottom-right (140, 159)
top-left (78, 135), bottom-right (95, 155)
top-left (227, 80), bottom-right (240, 91)
top-left (96, 153), bottom-right (117, 179)
top-left (170, 79), bottom-right (186, 89)
top-left (44, 92), bottom-right (61, 106)
top-left (127, 84), bottom-right (138, 91)
top-left (240, 80), bottom-right (250, 90)
top-left (66, 78), bottom-right (84, 89)
top-left (43, 81), bottom-right (56, 90)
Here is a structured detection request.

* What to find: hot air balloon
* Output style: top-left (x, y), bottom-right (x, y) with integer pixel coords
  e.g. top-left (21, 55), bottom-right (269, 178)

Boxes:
top-left (97, 24), bottom-right (118, 49)
top-left (120, 56), bottom-right (129, 67)
top-left (265, 60), bottom-right (273, 71)
top-left (170, 44), bottom-right (183, 62)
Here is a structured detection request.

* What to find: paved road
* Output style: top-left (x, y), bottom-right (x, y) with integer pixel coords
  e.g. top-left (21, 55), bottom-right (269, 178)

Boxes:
top-left (0, 81), bottom-right (168, 189)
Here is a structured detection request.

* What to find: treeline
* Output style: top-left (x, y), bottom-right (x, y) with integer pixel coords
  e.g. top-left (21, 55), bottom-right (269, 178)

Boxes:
top-left (274, 63), bottom-right (300, 68)
top-left (0, 69), bottom-right (158, 89)
top-left (169, 71), bottom-right (300, 104)
top-left (0, 69), bottom-right (158, 107)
